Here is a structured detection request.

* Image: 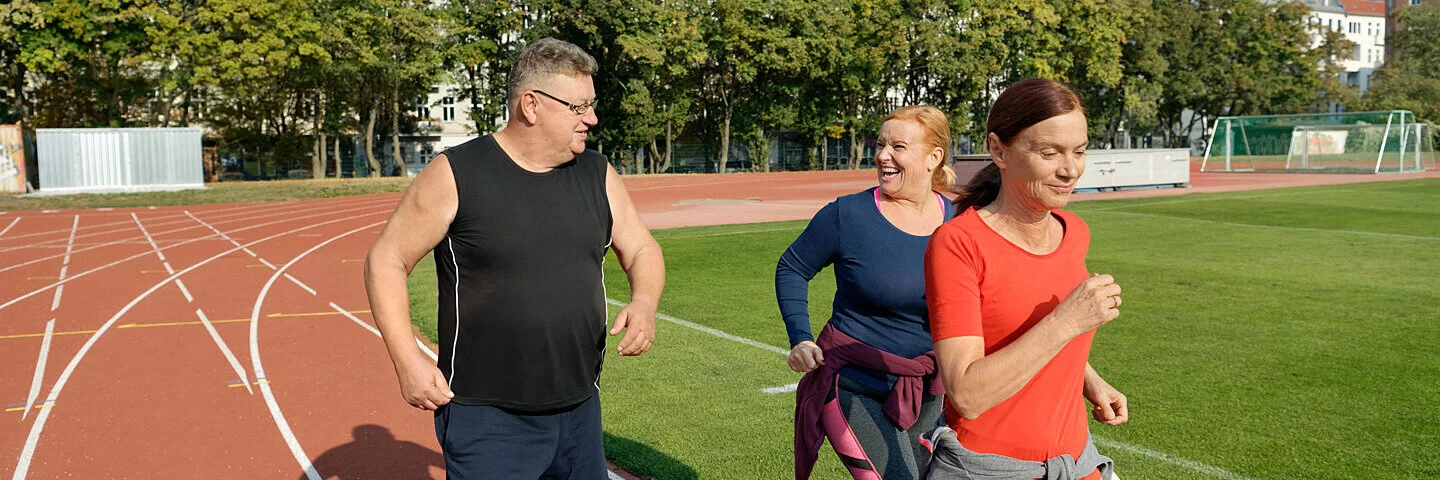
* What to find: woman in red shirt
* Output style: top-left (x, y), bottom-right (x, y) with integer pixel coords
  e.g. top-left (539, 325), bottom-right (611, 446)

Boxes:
top-left (923, 79), bottom-right (1127, 480)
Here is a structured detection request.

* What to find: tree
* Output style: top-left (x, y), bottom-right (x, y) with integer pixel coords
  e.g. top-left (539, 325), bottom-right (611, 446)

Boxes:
top-left (1363, 2), bottom-right (1440, 130)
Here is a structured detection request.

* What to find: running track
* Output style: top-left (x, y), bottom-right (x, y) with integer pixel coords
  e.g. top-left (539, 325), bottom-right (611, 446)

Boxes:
top-left (1, 167), bottom-right (1435, 479)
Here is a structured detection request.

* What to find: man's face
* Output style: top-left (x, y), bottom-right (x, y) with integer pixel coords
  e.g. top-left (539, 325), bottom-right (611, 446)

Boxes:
top-left (531, 74), bottom-right (598, 156)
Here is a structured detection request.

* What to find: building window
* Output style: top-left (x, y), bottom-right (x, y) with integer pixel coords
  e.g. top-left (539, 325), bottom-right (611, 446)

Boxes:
top-left (442, 97), bottom-right (455, 122)
top-left (1349, 22), bottom-right (1359, 34)
top-left (1412, 0), bottom-right (1422, 5)
top-left (417, 106), bottom-right (431, 119)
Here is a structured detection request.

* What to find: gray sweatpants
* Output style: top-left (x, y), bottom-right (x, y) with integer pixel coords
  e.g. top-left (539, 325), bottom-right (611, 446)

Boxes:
top-left (836, 375), bottom-right (946, 480)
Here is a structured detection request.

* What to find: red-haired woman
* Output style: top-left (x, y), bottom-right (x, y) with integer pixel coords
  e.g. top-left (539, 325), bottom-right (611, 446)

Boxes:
top-left (923, 79), bottom-right (1127, 480)
top-left (780, 105), bottom-right (957, 480)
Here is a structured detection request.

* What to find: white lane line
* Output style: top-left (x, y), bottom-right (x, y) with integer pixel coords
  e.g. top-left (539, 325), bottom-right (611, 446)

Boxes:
top-left (242, 248), bottom-right (258, 257)
top-left (47, 217), bottom-right (80, 312)
top-left (21, 320), bottom-right (55, 421)
top-left (10, 211), bottom-right (390, 480)
top-left (0, 217), bottom-right (18, 238)
top-left (162, 262), bottom-right (175, 275)
top-left (1094, 437), bottom-right (1256, 480)
top-left (609, 470), bottom-right (625, 480)
top-left (0, 199), bottom-right (395, 274)
top-left (130, 213), bottom-right (166, 262)
top-left (327, 302), bottom-right (436, 362)
top-left (284, 274), bottom-right (316, 296)
top-left (250, 222), bottom-right (386, 480)
top-left (195, 309), bottom-right (253, 395)
top-left (605, 298), bottom-right (788, 355)
top-left (186, 210), bottom-right (248, 249)
top-left (0, 198), bottom-right (368, 250)
top-left (175, 279), bottom-right (195, 303)
top-left (0, 201), bottom-right (288, 245)
top-left (60, 216), bottom-right (79, 267)
top-left (259, 258), bottom-right (276, 270)
top-left (1091, 210), bottom-right (1440, 241)
top-left (48, 287), bottom-right (62, 312)
top-left (656, 226), bottom-right (803, 240)
top-left (0, 206), bottom-right (391, 312)
top-left (761, 383), bottom-right (799, 394)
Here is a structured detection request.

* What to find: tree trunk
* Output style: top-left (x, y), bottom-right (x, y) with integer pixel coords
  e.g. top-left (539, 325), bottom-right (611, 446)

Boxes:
top-left (849, 127), bottom-right (859, 170)
top-left (334, 136), bottom-right (342, 177)
top-left (312, 93), bottom-right (325, 178)
top-left (719, 109), bottom-right (731, 174)
top-left (821, 137), bottom-right (829, 171)
top-left (664, 106), bottom-right (673, 173)
top-left (757, 126), bottom-right (769, 172)
top-left (650, 138), bottom-right (661, 174)
top-left (391, 94), bottom-right (403, 176)
top-left (365, 106), bottom-right (380, 178)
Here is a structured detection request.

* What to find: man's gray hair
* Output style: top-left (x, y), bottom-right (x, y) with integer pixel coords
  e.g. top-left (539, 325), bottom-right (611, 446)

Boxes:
top-left (507, 38), bottom-right (599, 103)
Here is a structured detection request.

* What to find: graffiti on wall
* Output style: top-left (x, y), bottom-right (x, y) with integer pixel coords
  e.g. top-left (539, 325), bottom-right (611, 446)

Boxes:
top-left (0, 124), bottom-right (26, 194)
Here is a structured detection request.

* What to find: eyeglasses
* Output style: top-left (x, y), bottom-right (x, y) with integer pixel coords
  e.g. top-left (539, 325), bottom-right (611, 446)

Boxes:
top-left (531, 90), bottom-right (596, 116)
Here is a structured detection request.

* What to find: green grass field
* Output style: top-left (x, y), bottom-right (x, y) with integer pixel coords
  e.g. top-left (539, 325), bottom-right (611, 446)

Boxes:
top-left (410, 178), bottom-right (1440, 479)
top-left (0, 176), bottom-right (412, 211)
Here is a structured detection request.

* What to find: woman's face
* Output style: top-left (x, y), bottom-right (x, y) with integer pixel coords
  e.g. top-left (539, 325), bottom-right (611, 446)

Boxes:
top-left (988, 110), bottom-right (1088, 211)
top-left (875, 119), bottom-right (942, 198)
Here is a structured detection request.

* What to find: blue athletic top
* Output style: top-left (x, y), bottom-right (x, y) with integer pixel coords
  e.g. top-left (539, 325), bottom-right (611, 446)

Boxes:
top-left (775, 187), bottom-right (955, 391)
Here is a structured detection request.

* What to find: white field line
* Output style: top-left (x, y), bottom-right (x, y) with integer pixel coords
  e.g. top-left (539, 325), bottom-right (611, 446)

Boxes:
top-left (1079, 187), bottom-right (1368, 212)
top-left (0, 206), bottom-right (392, 312)
top-left (604, 298), bottom-right (787, 356)
top-left (0, 217), bottom-right (18, 238)
top-left (9, 210), bottom-right (389, 480)
top-left (1091, 210), bottom-right (1440, 241)
top-left (21, 320), bottom-right (55, 421)
top-left (601, 300), bottom-right (1251, 479)
top-left (1095, 437), bottom-right (1256, 480)
top-left (656, 226), bottom-right (803, 240)
top-left (195, 309), bottom-right (252, 395)
top-left (761, 383), bottom-right (799, 394)
top-left (0, 199), bottom-right (394, 274)
top-left (248, 222), bottom-right (386, 480)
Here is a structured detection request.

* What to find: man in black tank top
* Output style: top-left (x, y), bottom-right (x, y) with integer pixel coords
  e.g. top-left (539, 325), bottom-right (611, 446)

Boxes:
top-left (365, 38), bottom-right (666, 479)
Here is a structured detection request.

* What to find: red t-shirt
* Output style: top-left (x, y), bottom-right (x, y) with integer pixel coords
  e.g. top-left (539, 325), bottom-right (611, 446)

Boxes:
top-left (925, 206), bottom-right (1100, 480)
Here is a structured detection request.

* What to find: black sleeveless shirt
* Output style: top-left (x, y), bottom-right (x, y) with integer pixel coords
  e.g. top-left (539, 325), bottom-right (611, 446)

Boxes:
top-left (434, 135), bottom-right (612, 411)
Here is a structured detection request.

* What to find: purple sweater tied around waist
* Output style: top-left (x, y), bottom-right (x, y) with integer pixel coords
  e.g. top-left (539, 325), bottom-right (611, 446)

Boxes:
top-left (793, 324), bottom-right (945, 479)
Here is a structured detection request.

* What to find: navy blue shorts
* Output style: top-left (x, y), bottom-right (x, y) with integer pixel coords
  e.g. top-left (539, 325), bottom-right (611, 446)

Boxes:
top-left (434, 394), bottom-right (605, 479)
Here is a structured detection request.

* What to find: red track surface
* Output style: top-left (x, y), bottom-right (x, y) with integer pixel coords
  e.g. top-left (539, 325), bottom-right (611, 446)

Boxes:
top-left (0, 167), bottom-right (1434, 479)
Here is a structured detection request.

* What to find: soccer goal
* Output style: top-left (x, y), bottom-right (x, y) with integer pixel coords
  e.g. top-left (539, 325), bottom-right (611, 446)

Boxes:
top-left (1202, 111), bottom-right (1437, 173)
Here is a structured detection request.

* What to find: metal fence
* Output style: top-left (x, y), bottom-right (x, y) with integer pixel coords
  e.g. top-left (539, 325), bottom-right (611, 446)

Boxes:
top-left (36, 128), bottom-right (203, 193)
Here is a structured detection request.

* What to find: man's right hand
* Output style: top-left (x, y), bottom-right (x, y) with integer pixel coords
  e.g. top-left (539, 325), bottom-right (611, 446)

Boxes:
top-left (787, 341), bottom-right (825, 373)
top-left (396, 356), bottom-right (454, 411)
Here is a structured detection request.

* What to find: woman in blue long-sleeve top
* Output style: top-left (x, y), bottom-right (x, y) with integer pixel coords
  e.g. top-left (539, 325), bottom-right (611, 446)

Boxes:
top-left (780, 106), bottom-right (957, 480)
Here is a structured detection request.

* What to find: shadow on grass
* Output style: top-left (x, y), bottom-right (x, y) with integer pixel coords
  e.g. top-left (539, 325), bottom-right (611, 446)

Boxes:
top-left (605, 431), bottom-right (699, 480)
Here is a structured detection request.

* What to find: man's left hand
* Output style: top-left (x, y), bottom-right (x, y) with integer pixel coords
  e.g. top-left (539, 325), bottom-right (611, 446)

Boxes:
top-left (610, 302), bottom-right (656, 356)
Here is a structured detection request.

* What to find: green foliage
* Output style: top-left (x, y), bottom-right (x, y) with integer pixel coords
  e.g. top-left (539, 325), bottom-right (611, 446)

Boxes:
top-left (2, 0), bottom-right (1366, 169)
top-left (1363, 2), bottom-right (1440, 141)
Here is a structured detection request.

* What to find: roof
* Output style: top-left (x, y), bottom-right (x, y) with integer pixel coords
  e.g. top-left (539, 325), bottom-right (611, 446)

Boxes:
top-left (1337, 0), bottom-right (1386, 17)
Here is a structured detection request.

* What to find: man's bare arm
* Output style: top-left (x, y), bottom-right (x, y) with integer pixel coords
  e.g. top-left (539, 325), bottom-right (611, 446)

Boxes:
top-left (364, 154), bottom-right (458, 409)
